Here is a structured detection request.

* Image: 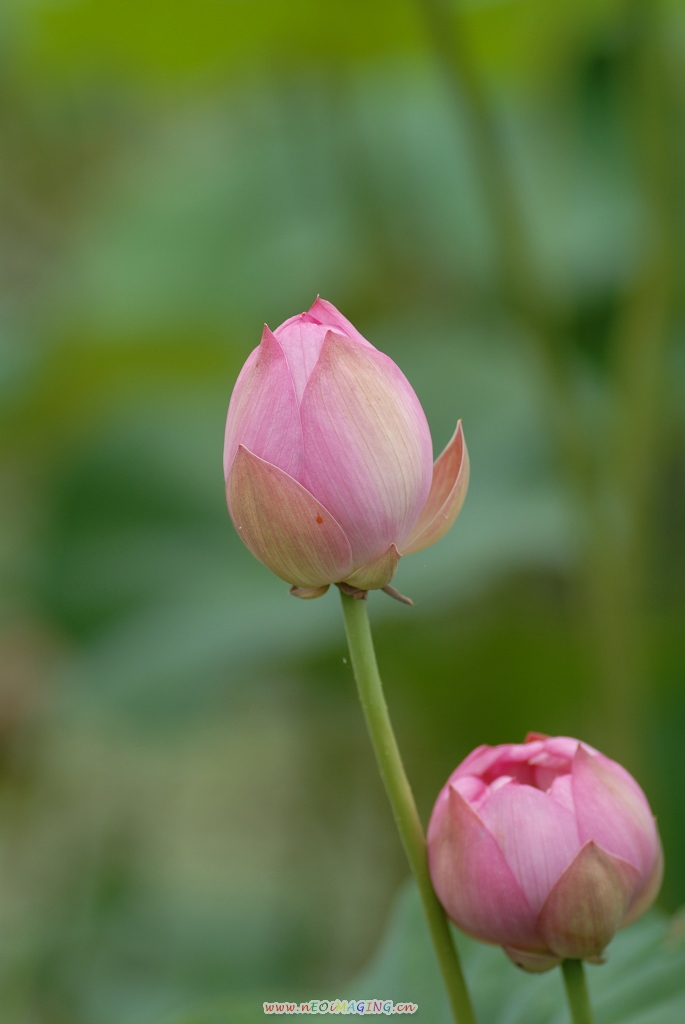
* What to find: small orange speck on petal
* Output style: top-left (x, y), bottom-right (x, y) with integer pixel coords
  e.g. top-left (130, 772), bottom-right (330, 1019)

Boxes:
top-left (316, 515), bottom-right (323, 524)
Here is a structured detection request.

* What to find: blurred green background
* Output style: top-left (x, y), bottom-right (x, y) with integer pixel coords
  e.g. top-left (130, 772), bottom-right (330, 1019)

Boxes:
top-left (1, 0), bottom-right (684, 1020)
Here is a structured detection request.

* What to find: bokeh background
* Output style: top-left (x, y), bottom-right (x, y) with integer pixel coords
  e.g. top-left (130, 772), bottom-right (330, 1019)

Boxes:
top-left (1, 0), bottom-right (684, 1021)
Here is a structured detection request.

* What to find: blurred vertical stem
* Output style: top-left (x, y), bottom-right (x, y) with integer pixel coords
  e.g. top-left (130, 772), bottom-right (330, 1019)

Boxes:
top-left (339, 592), bottom-right (477, 1024)
top-left (581, 0), bottom-right (677, 766)
top-left (561, 960), bottom-right (595, 1024)
top-left (416, 0), bottom-right (590, 519)
top-left (413, 0), bottom-right (589, 557)
top-left (418, 0), bottom-right (677, 771)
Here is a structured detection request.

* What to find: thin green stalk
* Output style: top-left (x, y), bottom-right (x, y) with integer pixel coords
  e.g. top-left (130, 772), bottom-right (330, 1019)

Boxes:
top-left (561, 960), bottom-right (595, 1024)
top-left (339, 591), bottom-right (476, 1024)
top-left (594, 0), bottom-right (677, 769)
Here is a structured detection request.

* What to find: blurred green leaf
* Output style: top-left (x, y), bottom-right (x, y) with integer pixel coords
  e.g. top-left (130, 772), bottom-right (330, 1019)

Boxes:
top-left (349, 883), bottom-right (685, 1024)
top-left (163, 884), bottom-right (685, 1023)
top-left (169, 997), bottom-right (265, 1024)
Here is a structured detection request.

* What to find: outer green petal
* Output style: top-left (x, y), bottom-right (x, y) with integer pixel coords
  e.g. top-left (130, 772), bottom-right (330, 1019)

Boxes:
top-left (342, 545), bottom-right (401, 591)
top-left (289, 585), bottom-right (330, 600)
top-left (503, 947), bottom-right (561, 973)
top-left (537, 841), bottom-right (640, 960)
top-left (227, 446), bottom-right (353, 588)
top-left (402, 422), bottom-right (469, 555)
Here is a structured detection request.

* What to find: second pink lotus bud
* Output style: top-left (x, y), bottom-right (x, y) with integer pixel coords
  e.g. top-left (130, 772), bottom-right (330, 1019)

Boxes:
top-left (428, 734), bottom-right (663, 971)
top-left (224, 299), bottom-right (469, 595)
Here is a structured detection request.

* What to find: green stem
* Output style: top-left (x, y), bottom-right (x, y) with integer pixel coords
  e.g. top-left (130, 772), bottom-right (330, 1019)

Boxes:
top-left (561, 960), bottom-right (595, 1024)
top-left (339, 591), bottom-right (476, 1024)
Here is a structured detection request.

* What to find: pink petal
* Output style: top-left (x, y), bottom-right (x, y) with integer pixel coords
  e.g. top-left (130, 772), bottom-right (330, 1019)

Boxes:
top-left (307, 297), bottom-right (373, 348)
top-left (402, 422), bottom-right (469, 555)
top-left (226, 446), bottom-right (353, 587)
top-left (273, 316), bottom-right (330, 403)
top-left (451, 775), bottom-right (489, 807)
top-left (300, 332), bottom-right (433, 566)
top-left (452, 743), bottom-right (544, 787)
top-left (224, 326), bottom-right (303, 480)
top-left (275, 311), bottom-right (319, 331)
top-left (541, 736), bottom-right (591, 758)
top-left (622, 837), bottom-right (664, 926)
top-left (531, 757), bottom-right (573, 793)
top-left (342, 544), bottom-right (401, 591)
top-left (547, 774), bottom-right (575, 814)
top-left (454, 738), bottom-right (581, 787)
top-left (538, 841), bottom-right (640, 960)
top-left (479, 781), bottom-right (581, 913)
top-left (528, 737), bottom-right (585, 789)
top-left (449, 744), bottom-right (494, 780)
top-left (427, 786), bottom-right (541, 950)
top-left (571, 746), bottom-right (659, 876)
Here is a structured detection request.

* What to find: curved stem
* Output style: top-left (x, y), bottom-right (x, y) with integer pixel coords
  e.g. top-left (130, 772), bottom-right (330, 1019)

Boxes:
top-left (561, 960), bottom-right (595, 1024)
top-left (339, 591), bottom-right (476, 1024)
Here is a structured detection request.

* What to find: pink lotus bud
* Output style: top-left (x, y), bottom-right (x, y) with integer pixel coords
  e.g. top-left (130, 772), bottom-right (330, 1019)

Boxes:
top-left (224, 299), bottom-right (468, 594)
top-left (427, 734), bottom-right (663, 972)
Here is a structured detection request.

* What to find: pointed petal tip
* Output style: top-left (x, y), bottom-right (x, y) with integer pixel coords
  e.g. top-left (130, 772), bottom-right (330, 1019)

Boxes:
top-left (224, 328), bottom-right (302, 479)
top-left (261, 323), bottom-right (279, 344)
top-left (307, 298), bottom-right (373, 348)
top-left (381, 584), bottom-right (414, 606)
top-left (402, 420), bottom-right (469, 555)
top-left (538, 840), bottom-right (640, 960)
top-left (321, 327), bottom-right (360, 350)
